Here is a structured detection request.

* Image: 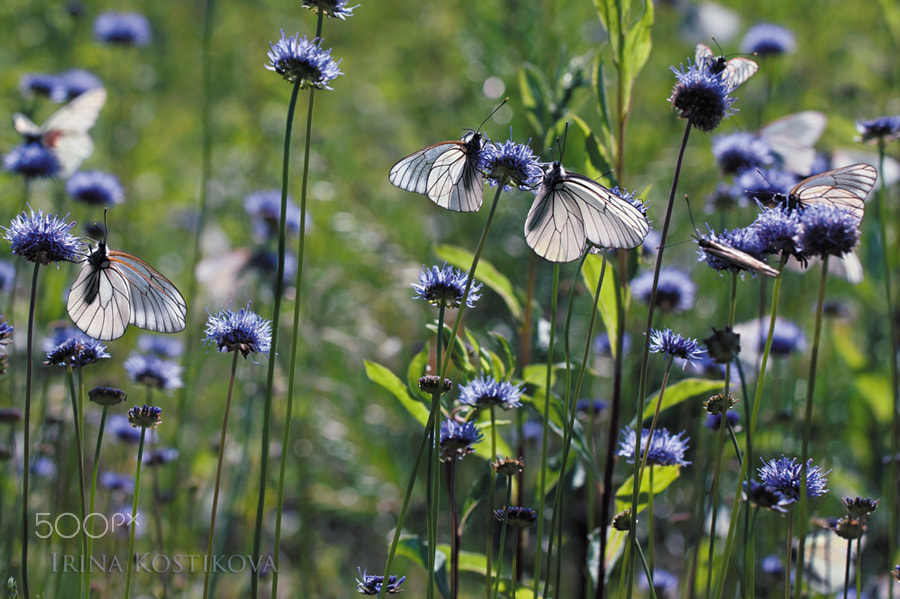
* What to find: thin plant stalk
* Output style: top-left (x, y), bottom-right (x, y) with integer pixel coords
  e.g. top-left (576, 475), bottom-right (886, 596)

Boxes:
top-left (447, 459), bottom-right (460, 599)
top-left (426, 306), bottom-right (448, 599)
top-left (87, 404), bottom-right (112, 596)
top-left (124, 426), bottom-right (150, 599)
top-left (784, 508), bottom-right (795, 599)
top-left (794, 255), bottom-right (831, 599)
top-left (250, 75), bottom-right (302, 599)
top-left (626, 121), bottom-right (693, 599)
top-left (485, 405), bottom-right (497, 599)
top-left (492, 482), bottom-right (514, 599)
top-left (531, 264), bottom-right (560, 599)
top-left (202, 352), bottom-right (240, 599)
top-left (715, 253), bottom-right (790, 598)
top-left (64, 368), bottom-right (88, 599)
top-left (20, 261), bottom-right (40, 599)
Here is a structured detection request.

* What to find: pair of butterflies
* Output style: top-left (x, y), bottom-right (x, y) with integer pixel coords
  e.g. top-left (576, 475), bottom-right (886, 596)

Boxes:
top-left (10, 90), bottom-right (187, 340)
top-left (389, 133), bottom-right (650, 263)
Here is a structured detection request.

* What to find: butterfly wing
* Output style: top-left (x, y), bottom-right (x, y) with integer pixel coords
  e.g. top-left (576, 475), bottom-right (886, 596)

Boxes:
top-left (108, 249), bottom-right (187, 334)
top-left (698, 238), bottom-right (779, 277)
top-left (758, 111), bottom-right (827, 175)
top-left (13, 113), bottom-right (41, 138)
top-left (525, 165), bottom-right (649, 262)
top-left (67, 249), bottom-right (132, 341)
top-left (40, 87), bottom-right (107, 178)
top-left (389, 132), bottom-right (484, 212)
top-left (792, 163), bottom-right (877, 220)
top-left (720, 57), bottom-right (758, 92)
top-left (694, 43), bottom-right (719, 71)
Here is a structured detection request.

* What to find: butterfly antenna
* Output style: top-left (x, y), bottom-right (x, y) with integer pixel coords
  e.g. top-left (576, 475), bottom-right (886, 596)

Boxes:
top-left (477, 97), bottom-right (509, 132)
top-left (683, 193), bottom-right (700, 234)
top-left (710, 35), bottom-right (725, 56)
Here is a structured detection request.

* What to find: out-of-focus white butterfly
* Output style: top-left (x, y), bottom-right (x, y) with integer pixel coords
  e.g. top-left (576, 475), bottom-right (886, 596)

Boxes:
top-left (524, 162), bottom-right (650, 262)
top-left (769, 163), bottom-right (877, 220)
top-left (758, 111), bottom-right (827, 176)
top-left (67, 232), bottom-right (187, 341)
top-left (389, 130), bottom-right (486, 212)
top-left (695, 42), bottom-right (758, 92)
top-left (13, 87), bottom-right (106, 178)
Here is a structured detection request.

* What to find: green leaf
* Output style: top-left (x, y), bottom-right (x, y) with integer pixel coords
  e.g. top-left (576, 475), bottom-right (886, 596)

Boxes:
top-left (637, 378), bottom-right (724, 425)
top-left (434, 244), bottom-right (523, 322)
top-left (620, 0), bottom-right (654, 113)
top-left (397, 537), bottom-right (449, 597)
top-left (593, 0), bottom-right (622, 59)
top-left (407, 344), bottom-right (431, 401)
top-left (546, 115), bottom-right (610, 182)
top-left (518, 64), bottom-right (552, 136)
top-left (365, 361), bottom-right (429, 426)
top-left (876, 0), bottom-right (900, 46)
top-left (582, 253), bottom-right (618, 358)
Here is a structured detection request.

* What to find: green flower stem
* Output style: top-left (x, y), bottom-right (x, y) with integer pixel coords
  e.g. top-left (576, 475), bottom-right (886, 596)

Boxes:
top-left (784, 508), bottom-right (794, 599)
top-left (86, 404), bottom-right (111, 598)
top-left (426, 306), bottom-right (447, 599)
top-left (19, 261), bottom-right (40, 599)
top-left (532, 263), bottom-right (560, 599)
top-left (794, 255), bottom-right (831, 599)
top-left (492, 482), bottom-right (514, 599)
top-left (634, 536), bottom-right (658, 599)
top-left (446, 459), bottom-right (460, 599)
top-left (124, 427), bottom-right (149, 599)
top-left (203, 351), bottom-right (240, 599)
top-left (715, 253), bottom-right (789, 598)
top-left (250, 74), bottom-right (302, 599)
top-left (485, 406), bottom-right (497, 599)
top-left (64, 368), bottom-right (88, 599)
top-left (626, 120), bottom-right (693, 599)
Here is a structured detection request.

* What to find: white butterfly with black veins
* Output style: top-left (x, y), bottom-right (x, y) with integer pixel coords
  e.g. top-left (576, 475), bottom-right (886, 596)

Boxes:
top-left (758, 111), bottom-right (827, 176)
top-left (769, 163), bottom-right (878, 220)
top-left (13, 87), bottom-right (106, 178)
top-left (67, 233), bottom-right (187, 341)
top-left (389, 130), bottom-right (486, 212)
top-left (695, 43), bottom-right (758, 92)
top-left (524, 162), bottom-right (650, 263)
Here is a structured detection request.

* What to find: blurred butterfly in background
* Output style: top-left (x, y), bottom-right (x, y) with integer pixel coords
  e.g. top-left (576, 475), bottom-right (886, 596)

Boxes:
top-left (67, 224), bottom-right (187, 341)
top-left (758, 111), bottom-right (827, 176)
top-left (388, 101), bottom-right (506, 212)
top-left (767, 163), bottom-right (877, 220)
top-left (695, 42), bottom-right (758, 92)
top-left (524, 162), bottom-right (650, 263)
top-left (13, 87), bottom-right (107, 178)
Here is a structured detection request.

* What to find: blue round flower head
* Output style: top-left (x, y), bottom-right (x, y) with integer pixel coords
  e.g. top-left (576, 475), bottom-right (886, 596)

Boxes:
top-left (741, 23), bottom-right (796, 57)
top-left (56, 69), bottom-right (103, 102)
top-left (5, 209), bottom-right (80, 265)
top-left (44, 331), bottom-right (110, 368)
top-left (793, 204), bottom-right (860, 259)
top-left (697, 226), bottom-right (770, 276)
top-left (631, 268), bottom-right (696, 313)
top-left (266, 31), bottom-right (343, 89)
top-left (617, 427), bottom-right (691, 467)
top-left (478, 138), bottom-right (542, 190)
top-left (204, 302), bottom-right (273, 359)
top-left (127, 404), bottom-right (162, 429)
top-left (458, 375), bottom-right (523, 410)
top-left (649, 328), bottom-right (706, 368)
top-left (758, 455), bottom-right (830, 500)
top-left (668, 60), bottom-right (736, 132)
top-left (742, 480), bottom-right (794, 513)
top-left (124, 354), bottom-right (184, 391)
top-left (439, 419), bottom-right (484, 462)
top-left (302, 0), bottom-right (357, 20)
top-left (356, 567), bottom-right (406, 595)
top-left (94, 11), bottom-right (152, 46)
top-left (19, 72), bottom-right (62, 100)
top-left (638, 569), bottom-right (679, 596)
top-left (610, 186), bottom-right (649, 216)
top-left (66, 171), bottom-right (124, 206)
top-left (4, 142), bottom-right (62, 179)
top-left (412, 263), bottom-right (481, 309)
top-left (712, 131), bottom-right (774, 175)
top-left (244, 190), bottom-right (303, 240)
top-left (857, 116), bottom-right (900, 145)
top-left (751, 205), bottom-right (804, 262)
top-left (594, 332), bottom-right (631, 357)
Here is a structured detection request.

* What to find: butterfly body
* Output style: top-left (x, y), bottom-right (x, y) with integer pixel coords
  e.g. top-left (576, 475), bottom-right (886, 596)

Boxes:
top-left (525, 162), bottom-right (649, 262)
top-left (13, 88), bottom-right (106, 178)
top-left (768, 163), bottom-right (877, 220)
top-left (695, 43), bottom-right (758, 92)
top-left (389, 130), bottom-right (485, 212)
top-left (67, 241), bottom-right (187, 340)
top-left (696, 236), bottom-right (779, 277)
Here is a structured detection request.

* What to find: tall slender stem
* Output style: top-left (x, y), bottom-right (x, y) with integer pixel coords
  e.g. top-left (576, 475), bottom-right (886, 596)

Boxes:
top-left (20, 261), bottom-right (40, 599)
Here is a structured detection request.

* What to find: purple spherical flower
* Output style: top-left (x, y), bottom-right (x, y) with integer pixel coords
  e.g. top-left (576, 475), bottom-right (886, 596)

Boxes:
top-left (302, 0), bottom-right (357, 20)
top-left (793, 204), bottom-right (860, 259)
top-left (412, 263), bottom-right (481, 309)
top-left (669, 60), bottom-right (736, 132)
top-left (649, 328), bottom-right (706, 368)
top-left (631, 268), bottom-right (696, 313)
top-left (856, 116), bottom-right (900, 145)
top-left (439, 419), bottom-right (483, 462)
top-left (265, 31), bottom-right (343, 89)
top-left (758, 455), bottom-right (830, 500)
top-left (4, 142), bottom-right (62, 179)
top-left (617, 427), bottom-right (691, 467)
top-left (93, 11), bottom-right (152, 46)
top-left (56, 69), bottom-right (104, 101)
top-left (5, 209), bottom-right (80, 264)
top-left (44, 329), bottom-right (109, 368)
top-left (244, 190), bottom-right (303, 240)
top-left (127, 404), bottom-right (162, 429)
top-left (66, 171), bottom-right (124, 206)
top-left (204, 302), bottom-right (273, 359)
top-left (479, 138), bottom-right (542, 190)
top-left (458, 375), bottom-right (523, 410)
top-left (741, 23), bottom-right (796, 57)
top-left (712, 131), bottom-right (774, 175)
top-left (124, 354), bottom-right (183, 391)
top-left (356, 567), bottom-right (406, 595)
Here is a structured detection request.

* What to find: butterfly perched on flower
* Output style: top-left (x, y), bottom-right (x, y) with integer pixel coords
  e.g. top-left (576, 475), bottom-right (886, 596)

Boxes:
top-left (765, 163), bottom-right (877, 220)
top-left (695, 235), bottom-right (779, 278)
top-left (695, 43), bottom-right (758, 92)
top-left (13, 88), bottom-right (106, 178)
top-left (67, 227), bottom-right (187, 341)
top-left (524, 162), bottom-right (649, 262)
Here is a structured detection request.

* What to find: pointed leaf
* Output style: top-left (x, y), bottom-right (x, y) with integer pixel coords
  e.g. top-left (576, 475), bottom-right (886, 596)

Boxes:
top-left (365, 360), bottom-right (429, 425)
top-left (637, 378), bottom-right (723, 425)
top-left (434, 244), bottom-right (522, 321)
